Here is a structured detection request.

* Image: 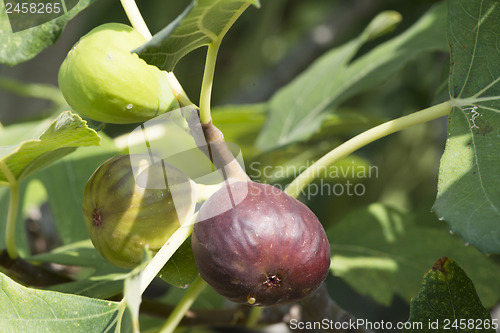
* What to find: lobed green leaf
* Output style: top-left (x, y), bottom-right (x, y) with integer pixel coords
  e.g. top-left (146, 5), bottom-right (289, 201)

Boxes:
top-left (0, 272), bottom-right (130, 332)
top-left (136, 0), bottom-right (260, 71)
top-left (433, 0), bottom-right (500, 253)
top-left (0, 0), bottom-right (97, 66)
top-left (0, 111), bottom-right (101, 185)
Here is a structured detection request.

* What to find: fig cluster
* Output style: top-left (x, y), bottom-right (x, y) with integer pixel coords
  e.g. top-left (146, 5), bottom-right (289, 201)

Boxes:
top-left (192, 181), bottom-right (331, 306)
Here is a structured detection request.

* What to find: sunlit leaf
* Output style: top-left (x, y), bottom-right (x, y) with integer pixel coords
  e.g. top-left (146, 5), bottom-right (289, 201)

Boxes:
top-left (136, 0), bottom-right (260, 71)
top-left (433, 0), bottom-right (500, 253)
top-left (0, 272), bottom-right (130, 332)
top-left (404, 257), bottom-right (495, 333)
top-left (0, 111), bottom-right (101, 184)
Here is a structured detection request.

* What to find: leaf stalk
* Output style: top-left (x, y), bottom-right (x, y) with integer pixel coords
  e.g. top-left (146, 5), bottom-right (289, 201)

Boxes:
top-left (198, 3), bottom-right (252, 124)
top-left (120, 0), bottom-right (152, 40)
top-left (285, 101), bottom-right (452, 198)
top-left (199, 41), bottom-right (221, 124)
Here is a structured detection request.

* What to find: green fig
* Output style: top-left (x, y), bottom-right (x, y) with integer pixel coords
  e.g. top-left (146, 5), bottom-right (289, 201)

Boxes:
top-left (82, 155), bottom-right (195, 268)
top-left (58, 23), bottom-right (178, 124)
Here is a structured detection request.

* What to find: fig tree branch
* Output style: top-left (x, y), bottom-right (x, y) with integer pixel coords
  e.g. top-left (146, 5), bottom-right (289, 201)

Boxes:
top-left (300, 283), bottom-right (375, 333)
top-left (0, 249), bottom-right (72, 286)
top-left (184, 113), bottom-right (249, 182)
top-left (140, 299), bottom-right (268, 326)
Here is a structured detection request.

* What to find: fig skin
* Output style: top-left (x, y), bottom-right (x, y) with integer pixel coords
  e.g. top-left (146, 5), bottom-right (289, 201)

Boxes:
top-left (82, 155), bottom-right (194, 268)
top-left (192, 181), bottom-right (331, 306)
top-left (58, 23), bottom-right (178, 124)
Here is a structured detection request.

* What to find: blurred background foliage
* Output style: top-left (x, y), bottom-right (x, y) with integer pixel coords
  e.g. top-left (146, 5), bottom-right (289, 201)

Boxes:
top-left (2, 0), bottom-right (499, 331)
top-left (1, 0), bottom-right (443, 124)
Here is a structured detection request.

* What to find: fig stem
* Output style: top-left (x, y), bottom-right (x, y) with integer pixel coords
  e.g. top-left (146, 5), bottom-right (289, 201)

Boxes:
top-left (159, 275), bottom-right (207, 333)
top-left (0, 160), bottom-right (19, 260)
top-left (120, 0), bottom-right (153, 41)
top-left (201, 122), bottom-right (250, 182)
top-left (285, 101), bottom-right (452, 198)
top-left (199, 41), bottom-right (220, 124)
top-left (139, 216), bottom-right (195, 294)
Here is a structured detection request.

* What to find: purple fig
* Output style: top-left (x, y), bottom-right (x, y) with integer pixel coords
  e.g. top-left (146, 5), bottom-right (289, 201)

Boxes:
top-left (192, 181), bottom-right (330, 306)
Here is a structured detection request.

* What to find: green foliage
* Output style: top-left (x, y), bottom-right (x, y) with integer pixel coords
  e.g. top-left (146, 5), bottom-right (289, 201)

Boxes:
top-left (433, 0), bottom-right (500, 253)
top-left (34, 136), bottom-right (118, 244)
top-left (28, 240), bottom-right (130, 299)
top-left (158, 238), bottom-right (198, 288)
top-left (327, 204), bottom-right (500, 308)
top-left (1, 0), bottom-right (500, 332)
top-left (211, 104), bottom-right (266, 160)
top-left (405, 257), bottom-right (495, 333)
top-left (0, 0), bottom-right (97, 65)
top-left (136, 0), bottom-right (260, 71)
top-left (0, 111), bottom-right (100, 184)
top-left (256, 3), bottom-right (448, 151)
top-left (0, 76), bottom-right (66, 107)
top-left (0, 272), bottom-right (131, 332)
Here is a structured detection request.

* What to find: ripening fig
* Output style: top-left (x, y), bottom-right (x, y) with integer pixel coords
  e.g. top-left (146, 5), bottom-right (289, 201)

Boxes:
top-left (82, 155), bottom-right (195, 268)
top-left (191, 181), bottom-right (331, 306)
top-left (58, 23), bottom-right (178, 124)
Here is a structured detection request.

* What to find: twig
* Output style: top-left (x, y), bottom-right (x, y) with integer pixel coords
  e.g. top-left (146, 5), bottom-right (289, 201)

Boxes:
top-left (300, 284), bottom-right (375, 333)
top-left (0, 249), bottom-right (72, 287)
top-left (140, 299), bottom-right (252, 325)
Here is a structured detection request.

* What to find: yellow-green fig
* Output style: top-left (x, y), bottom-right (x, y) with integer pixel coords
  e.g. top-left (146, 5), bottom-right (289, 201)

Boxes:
top-left (58, 23), bottom-right (178, 124)
top-left (82, 155), bottom-right (195, 268)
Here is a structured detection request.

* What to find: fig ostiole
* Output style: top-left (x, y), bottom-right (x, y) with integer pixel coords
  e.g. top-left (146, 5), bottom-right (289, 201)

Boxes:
top-left (58, 23), bottom-right (179, 124)
top-left (191, 181), bottom-right (331, 306)
top-left (82, 154), bottom-right (197, 268)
